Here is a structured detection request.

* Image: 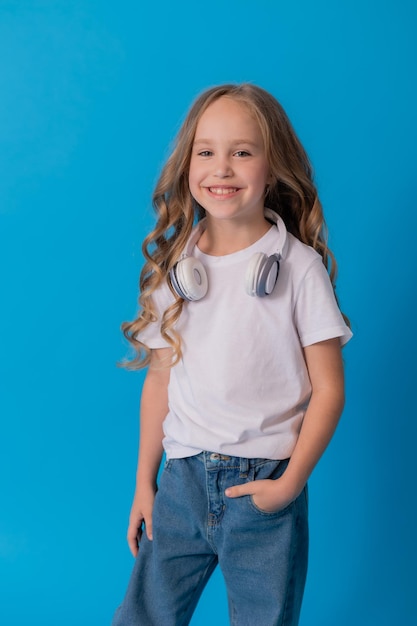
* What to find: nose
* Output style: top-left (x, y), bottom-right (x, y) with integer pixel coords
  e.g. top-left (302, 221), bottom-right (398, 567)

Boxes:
top-left (214, 155), bottom-right (233, 178)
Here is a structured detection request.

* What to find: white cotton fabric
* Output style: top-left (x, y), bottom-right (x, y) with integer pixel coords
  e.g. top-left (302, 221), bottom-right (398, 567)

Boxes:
top-left (139, 223), bottom-right (352, 460)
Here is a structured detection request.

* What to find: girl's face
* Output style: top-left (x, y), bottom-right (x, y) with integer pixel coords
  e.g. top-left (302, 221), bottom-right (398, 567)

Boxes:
top-left (188, 97), bottom-right (271, 225)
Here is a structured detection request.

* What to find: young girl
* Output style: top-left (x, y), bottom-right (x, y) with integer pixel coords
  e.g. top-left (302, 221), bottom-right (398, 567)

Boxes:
top-left (112, 83), bottom-right (352, 626)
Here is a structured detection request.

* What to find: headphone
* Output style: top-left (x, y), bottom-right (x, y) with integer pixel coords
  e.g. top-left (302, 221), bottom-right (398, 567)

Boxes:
top-left (169, 209), bottom-right (287, 301)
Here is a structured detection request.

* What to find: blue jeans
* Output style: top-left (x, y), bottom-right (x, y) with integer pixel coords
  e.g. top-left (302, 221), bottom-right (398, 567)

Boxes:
top-left (112, 452), bottom-right (309, 626)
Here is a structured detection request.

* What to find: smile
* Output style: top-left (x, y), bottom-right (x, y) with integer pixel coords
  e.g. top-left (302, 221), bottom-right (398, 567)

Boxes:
top-left (208, 187), bottom-right (239, 195)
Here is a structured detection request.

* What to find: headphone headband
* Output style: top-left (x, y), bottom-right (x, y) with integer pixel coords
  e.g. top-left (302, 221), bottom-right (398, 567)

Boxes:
top-left (180, 209), bottom-right (287, 261)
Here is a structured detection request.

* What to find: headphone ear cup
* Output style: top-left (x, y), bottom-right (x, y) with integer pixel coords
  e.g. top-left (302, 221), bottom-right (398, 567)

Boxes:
top-left (169, 264), bottom-right (186, 299)
top-left (170, 257), bottom-right (208, 301)
top-left (245, 252), bottom-right (266, 296)
top-left (245, 253), bottom-right (280, 297)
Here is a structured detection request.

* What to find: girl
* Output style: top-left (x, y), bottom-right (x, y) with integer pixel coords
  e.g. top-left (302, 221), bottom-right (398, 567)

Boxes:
top-left (112, 84), bottom-right (352, 626)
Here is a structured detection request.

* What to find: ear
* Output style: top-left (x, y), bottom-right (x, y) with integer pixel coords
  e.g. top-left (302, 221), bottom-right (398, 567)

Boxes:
top-left (267, 171), bottom-right (275, 185)
top-left (265, 172), bottom-right (276, 195)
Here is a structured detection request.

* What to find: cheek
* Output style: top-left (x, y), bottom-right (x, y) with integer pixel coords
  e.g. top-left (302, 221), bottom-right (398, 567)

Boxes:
top-left (247, 167), bottom-right (269, 192)
top-left (188, 164), bottom-right (201, 196)
top-left (256, 164), bottom-right (272, 189)
top-left (188, 173), bottom-right (196, 196)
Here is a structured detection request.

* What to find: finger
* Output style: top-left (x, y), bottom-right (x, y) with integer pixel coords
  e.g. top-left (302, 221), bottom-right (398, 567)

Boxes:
top-left (127, 523), bottom-right (142, 558)
top-left (225, 481), bottom-right (256, 499)
top-left (144, 514), bottom-right (153, 541)
top-left (127, 534), bottom-right (139, 558)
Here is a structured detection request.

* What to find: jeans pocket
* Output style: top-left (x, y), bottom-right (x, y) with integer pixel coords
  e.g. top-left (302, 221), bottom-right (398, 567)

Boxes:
top-left (253, 458), bottom-right (289, 480)
top-left (248, 494), bottom-right (294, 517)
top-left (247, 458), bottom-right (293, 517)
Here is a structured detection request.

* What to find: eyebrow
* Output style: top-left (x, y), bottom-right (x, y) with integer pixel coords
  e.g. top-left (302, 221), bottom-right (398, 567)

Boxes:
top-left (193, 139), bottom-right (260, 147)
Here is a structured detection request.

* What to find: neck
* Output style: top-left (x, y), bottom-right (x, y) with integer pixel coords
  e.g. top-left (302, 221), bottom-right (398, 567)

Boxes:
top-left (197, 214), bottom-right (271, 256)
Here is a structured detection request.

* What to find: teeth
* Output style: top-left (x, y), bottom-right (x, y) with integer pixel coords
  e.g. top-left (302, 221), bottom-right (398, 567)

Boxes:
top-left (209, 187), bottom-right (238, 195)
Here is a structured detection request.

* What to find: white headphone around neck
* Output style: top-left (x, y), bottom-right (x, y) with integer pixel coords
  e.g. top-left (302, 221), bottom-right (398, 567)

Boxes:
top-left (169, 209), bottom-right (287, 301)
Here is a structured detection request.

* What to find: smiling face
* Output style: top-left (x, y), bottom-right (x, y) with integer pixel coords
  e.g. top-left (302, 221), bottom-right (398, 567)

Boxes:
top-left (188, 96), bottom-right (271, 225)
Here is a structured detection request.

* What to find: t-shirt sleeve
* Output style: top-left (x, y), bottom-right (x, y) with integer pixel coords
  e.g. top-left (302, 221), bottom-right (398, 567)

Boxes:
top-left (294, 257), bottom-right (352, 347)
top-left (135, 282), bottom-right (173, 349)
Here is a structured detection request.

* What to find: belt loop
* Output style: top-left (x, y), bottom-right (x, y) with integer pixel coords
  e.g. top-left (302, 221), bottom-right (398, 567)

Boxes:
top-left (239, 457), bottom-right (249, 478)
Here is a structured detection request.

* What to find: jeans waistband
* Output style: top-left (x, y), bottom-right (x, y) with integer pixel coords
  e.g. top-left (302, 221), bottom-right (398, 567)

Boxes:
top-left (194, 450), bottom-right (282, 474)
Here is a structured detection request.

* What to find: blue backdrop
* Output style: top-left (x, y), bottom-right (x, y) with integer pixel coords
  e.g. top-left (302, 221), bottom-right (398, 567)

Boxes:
top-left (1, 1), bottom-right (416, 624)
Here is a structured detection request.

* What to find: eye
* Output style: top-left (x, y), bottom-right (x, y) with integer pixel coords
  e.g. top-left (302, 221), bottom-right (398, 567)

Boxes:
top-left (234, 150), bottom-right (251, 157)
top-left (197, 150), bottom-right (213, 157)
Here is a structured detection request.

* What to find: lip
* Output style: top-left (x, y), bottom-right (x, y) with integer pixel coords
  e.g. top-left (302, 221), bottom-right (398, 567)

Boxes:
top-left (205, 186), bottom-right (241, 198)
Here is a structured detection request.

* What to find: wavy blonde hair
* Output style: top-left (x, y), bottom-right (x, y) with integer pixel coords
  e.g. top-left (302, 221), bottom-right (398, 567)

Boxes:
top-left (122, 83), bottom-right (348, 369)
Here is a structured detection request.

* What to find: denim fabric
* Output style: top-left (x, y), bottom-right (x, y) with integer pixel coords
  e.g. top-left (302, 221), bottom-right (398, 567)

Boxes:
top-left (112, 452), bottom-right (308, 626)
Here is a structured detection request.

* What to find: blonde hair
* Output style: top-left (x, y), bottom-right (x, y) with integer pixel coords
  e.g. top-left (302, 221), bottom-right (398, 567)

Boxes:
top-left (122, 83), bottom-right (348, 368)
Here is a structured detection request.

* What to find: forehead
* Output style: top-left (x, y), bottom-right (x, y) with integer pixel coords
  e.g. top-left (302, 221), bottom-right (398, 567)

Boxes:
top-left (194, 96), bottom-right (262, 141)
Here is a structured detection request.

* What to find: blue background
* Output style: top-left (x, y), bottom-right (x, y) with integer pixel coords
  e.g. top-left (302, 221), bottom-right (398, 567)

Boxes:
top-left (1, 1), bottom-right (416, 624)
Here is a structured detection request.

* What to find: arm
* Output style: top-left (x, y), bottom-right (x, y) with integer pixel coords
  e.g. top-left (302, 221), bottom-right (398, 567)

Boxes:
top-left (225, 337), bottom-right (345, 511)
top-left (127, 347), bottom-right (171, 557)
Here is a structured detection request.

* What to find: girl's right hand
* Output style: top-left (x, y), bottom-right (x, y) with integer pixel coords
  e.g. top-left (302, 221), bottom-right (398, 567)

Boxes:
top-left (127, 486), bottom-right (156, 557)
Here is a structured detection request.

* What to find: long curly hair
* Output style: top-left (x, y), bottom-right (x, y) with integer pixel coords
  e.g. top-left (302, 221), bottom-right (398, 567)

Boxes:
top-left (122, 83), bottom-right (348, 369)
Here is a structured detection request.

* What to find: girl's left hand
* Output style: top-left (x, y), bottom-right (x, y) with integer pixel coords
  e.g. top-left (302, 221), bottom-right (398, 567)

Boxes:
top-left (225, 478), bottom-right (300, 514)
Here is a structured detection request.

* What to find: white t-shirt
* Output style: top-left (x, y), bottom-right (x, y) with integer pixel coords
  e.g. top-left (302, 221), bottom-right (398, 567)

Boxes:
top-left (139, 223), bottom-right (352, 460)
